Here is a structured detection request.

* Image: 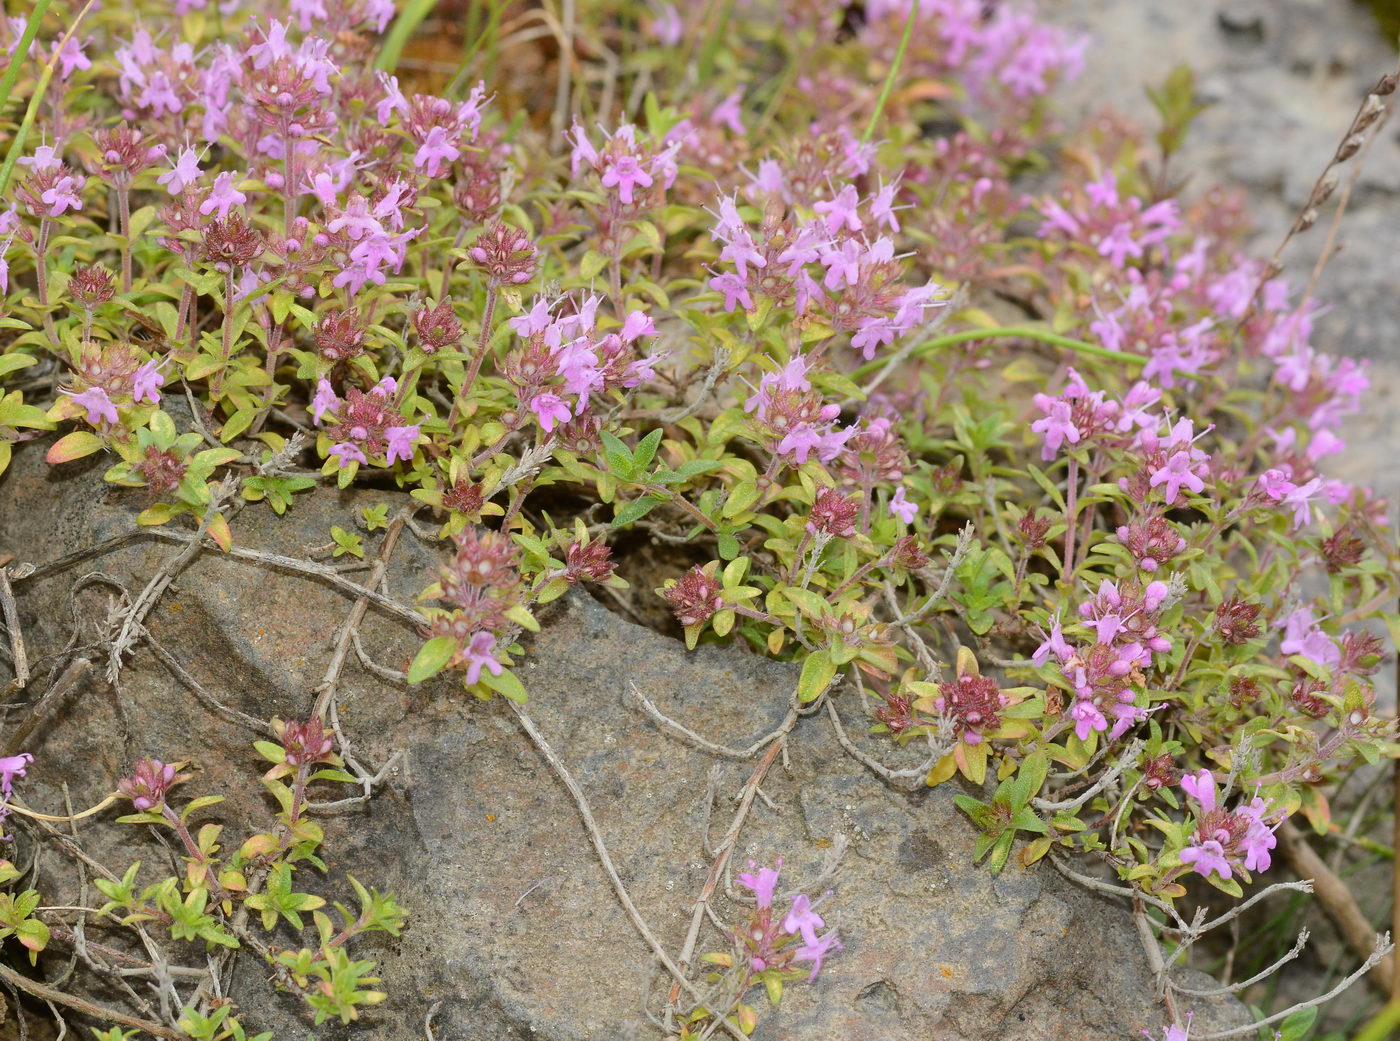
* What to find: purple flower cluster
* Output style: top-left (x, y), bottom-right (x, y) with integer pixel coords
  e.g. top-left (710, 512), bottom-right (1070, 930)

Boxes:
top-left (1178, 770), bottom-right (1280, 881)
top-left (709, 186), bottom-right (943, 359)
top-left (735, 859), bottom-right (842, 983)
top-left (311, 376), bottom-right (421, 469)
top-left (1034, 577), bottom-right (1174, 742)
top-left (503, 293), bottom-right (659, 436)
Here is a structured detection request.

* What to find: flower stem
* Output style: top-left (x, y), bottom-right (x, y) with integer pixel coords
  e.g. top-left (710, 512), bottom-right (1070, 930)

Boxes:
top-left (457, 281), bottom-right (498, 415)
top-left (117, 183), bottom-right (133, 293)
top-left (849, 324), bottom-right (1146, 382)
top-left (34, 219), bottom-right (58, 347)
top-left (211, 267), bottom-right (236, 397)
top-left (1062, 456), bottom-right (1079, 587)
top-left (282, 128), bottom-right (296, 237)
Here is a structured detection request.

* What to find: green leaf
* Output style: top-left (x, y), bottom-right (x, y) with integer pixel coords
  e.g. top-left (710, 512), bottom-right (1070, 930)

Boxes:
top-left (407, 637), bottom-right (457, 684)
top-left (986, 831), bottom-right (1015, 873)
top-left (0, 354), bottom-right (36, 378)
top-left (254, 740), bottom-right (287, 764)
top-left (330, 526), bottom-right (364, 559)
top-left (1276, 1006), bottom-right (1318, 1041)
top-left (612, 494), bottom-right (664, 527)
top-left (579, 249), bottom-right (609, 280)
top-left (1009, 750), bottom-right (1049, 810)
top-left (219, 407), bottom-right (257, 443)
top-left (481, 668), bottom-right (528, 703)
top-left (632, 428), bottom-right (663, 473)
top-left (780, 586), bottom-right (829, 619)
top-left (797, 650), bottom-right (837, 703)
top-left (599, 430), bottom-right (632, 475)
top-left (722, 480), bottom-right (760, 519)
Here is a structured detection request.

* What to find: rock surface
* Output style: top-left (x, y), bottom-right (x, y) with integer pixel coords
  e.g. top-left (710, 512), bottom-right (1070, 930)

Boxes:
top-left (0, 440), bottom-right (1248, 1040)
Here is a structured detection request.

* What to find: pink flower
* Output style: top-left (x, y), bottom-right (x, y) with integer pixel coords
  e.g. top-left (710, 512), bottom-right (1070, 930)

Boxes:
top-left (736, 859), bottom-right (781, 909)
top-left (813, 184), bottom-right (862, 234)
top-left (711, 271), bottom-right (752, 312)
top-left (870, 179), bottom-right (902, 232)
top-left (792, 929), bottom-right (843, 982)
top-left (714, 200), bottom-right (766, 279)
top-left (414, 126), bottom-right (460, 178)
top-left (567, 119), bottom-right (599, 178)
top-left (462, 631), bottom-right (505, 686)
top-left (889, 486), bottom-right (917, 525)
top-left (1148, 451), bottom-right (1205, 505)
top-left (1071, 699), bottom-right (1107, 741)
top-left (64, 386), bottom-right (118, 425)
top-left (1032, 613), bottom-right (1073, 666)
top-left (1179, 768), bottom-right (1217, 812)
top-left (1180, 838), bottom-right (1231, 879)
top-left (199, 171), bottom-right (247, 219)
top-left (600, 154), bottom-right (653, 204)
top-left (620, 310), bottom-right (656, 341)
top-left (710, 89), bottom-right (744, 135)
top-left (329, 442), bottom-right (367, 468)
top-left (781, 893), bottom-right (826, 945)
top-left (1030, 397), bottom-right (1080, 461)
top-left (1152, 1014), bottom-right (1192, 1041)
top-left (1281, 477), bottom-right (1323, 529)
top-left (647, 1), bottom-right (684, 45)
top-left (1238, 797), bottom-right (1280, 872)
top-left (385, 424), bottom-right (421, 464)
top-left (130, 360), bottom-right (164, 404)
top-left (1116, 381), bottom-right (1161, 432)
top-left (248, 20), bottom-right (293, 70)
top-left (777, 422), bottom-right (846, 465)
top-left (1279, 606), bottom-right (1339, 668)
top-left (374, 71), bottom-right (407, 125)
top-left (18, 145), bottom-right (61, 172)
top-left (530, 393), bottom-right (572, 433)
top-left (1108, 701), bottom-right (1147, 741)
top-left (509, 298), bottom-right (554, 338)
top-left (41, 175), bottom-right (83, 216)
top-left (0, 753), bottom-right (33, 797)
top-left (157, 146), bottom-right (203, 195)
top-left (311, 378), bottom-right (339, 423)
top-left (819, 238), bottom-right (862, 291)
top-left (1257, 468), bottom-right (1295, 501)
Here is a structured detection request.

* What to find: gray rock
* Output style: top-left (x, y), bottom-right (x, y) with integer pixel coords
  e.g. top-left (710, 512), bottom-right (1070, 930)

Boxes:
top-left (0, 440), bottom-right (1249, 1040)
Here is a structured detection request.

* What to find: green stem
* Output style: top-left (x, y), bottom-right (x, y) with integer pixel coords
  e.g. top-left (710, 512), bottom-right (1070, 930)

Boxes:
top-left (1061, 456), bottom-right (1079, 587)
top-left (862, 0), bottom-right (920, 144)
top-left (375, 0), bottom-right (441, 73)
top-left (0, 0), bottom-right (52, 117)
top-left (117, 183), bottom-right (133, 293)
top-left (212, 267), bottom-right (236, 398)
top-left (849, 325), bottom-right (1146, 382)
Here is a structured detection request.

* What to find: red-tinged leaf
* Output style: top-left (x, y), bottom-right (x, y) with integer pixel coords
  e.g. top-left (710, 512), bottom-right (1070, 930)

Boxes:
top-left (735, 1003), bottom-right (757, 1035)
top-left (45, 430), bottom-right (104, 464)
top-left (207, 512), bottom-right (232, 552)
